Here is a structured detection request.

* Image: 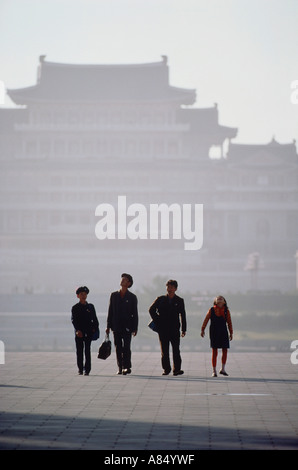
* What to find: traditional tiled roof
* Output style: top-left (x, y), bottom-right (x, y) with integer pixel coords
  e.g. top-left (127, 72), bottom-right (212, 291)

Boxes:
top-left (227, 137), bottom-right (298, 164)
top-left (177, 106), bottom-right (238, 141)
top-left (7, 55), bottom-right (196, 105)
top-left (178, 106), bottom-right (219, 129)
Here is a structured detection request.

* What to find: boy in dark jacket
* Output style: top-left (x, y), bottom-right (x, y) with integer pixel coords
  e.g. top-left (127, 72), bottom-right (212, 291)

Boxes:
top-left (149, 279), bottom-right (186, 376)
top-left (71, 286), bottom-right (99, 375)
top-left (106, 274), bottom-right (138, 375)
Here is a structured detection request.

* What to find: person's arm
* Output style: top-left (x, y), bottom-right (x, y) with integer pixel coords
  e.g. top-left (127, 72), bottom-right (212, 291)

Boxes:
top-left (71, 306), bottom-right (83, 337)
top-left (149, 297), bottom-right (160, 323)
top-left (91, 304), bottom-right (99, 331)
top-left (132, 295), bottom-right (138, 336)
top-left (201, 309), bottom-right (211, 337)
top-left (180, 299), bottom-right (187, 336)
top-left (226, 309), bottom-right (233, 340)
top-left (106, 294), bottom-right (113, 334)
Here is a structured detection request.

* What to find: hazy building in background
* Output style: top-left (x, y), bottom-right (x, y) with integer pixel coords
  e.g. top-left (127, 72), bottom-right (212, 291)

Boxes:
top-left (0, 55), bottom-right (297, 295)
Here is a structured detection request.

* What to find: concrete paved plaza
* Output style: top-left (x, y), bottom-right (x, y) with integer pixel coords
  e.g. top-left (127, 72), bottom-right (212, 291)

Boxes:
top-left (0, 350), bottom-right (297, 450)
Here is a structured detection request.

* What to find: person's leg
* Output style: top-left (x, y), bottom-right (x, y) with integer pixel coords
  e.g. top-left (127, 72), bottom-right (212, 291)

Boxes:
top-left (222, 348), bottom-right (227, 367)
top-left (84, 338), bottom-right (92, 375)
top-left (171, 333), bottom-right (182, 374)
top-left (212, 348), bottom-right (218, 376)
top-left (220, 349), bottom-right (228, 375)
top-left (159, 333), bottom-right (171, 374)
top-left (122, 331), bottom-right (132, 371)
top-left (113, 332), bottom-right (124, 372)
top-left (75, 337), bottom-right (84, 374)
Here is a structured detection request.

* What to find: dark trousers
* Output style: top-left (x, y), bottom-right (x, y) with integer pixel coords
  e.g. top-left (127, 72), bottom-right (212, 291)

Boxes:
top-left (113, 331), bottom-right (132, 370)
top-left (158, 330), bottom-right (182, 373)
top-left (75, 337), bottom-right (92, 374)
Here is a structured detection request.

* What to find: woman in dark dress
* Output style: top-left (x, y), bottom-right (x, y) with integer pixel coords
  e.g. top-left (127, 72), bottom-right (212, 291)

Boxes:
top-left (201, 296), bottom-right (233, 377)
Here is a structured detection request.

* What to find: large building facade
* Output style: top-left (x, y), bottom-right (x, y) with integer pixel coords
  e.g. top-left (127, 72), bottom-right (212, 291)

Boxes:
top-left (0, 56), bottom-right (297, 294)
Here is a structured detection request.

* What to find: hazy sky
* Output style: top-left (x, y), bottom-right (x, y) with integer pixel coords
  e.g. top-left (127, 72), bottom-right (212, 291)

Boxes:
top-left (0, 0), bottom-right (297, 144)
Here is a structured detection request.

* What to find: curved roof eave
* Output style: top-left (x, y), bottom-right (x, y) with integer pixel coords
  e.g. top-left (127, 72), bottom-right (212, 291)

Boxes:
top-left (7, 88), bottom-right (196, 106)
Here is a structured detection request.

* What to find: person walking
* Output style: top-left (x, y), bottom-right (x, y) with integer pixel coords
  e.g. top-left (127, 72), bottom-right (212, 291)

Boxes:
top-left (201, 295), bottom-right (233, 377)
top-left (106, 273), bottom-right (138, 375)
top-left (71, 286), bottom-right (99, 376)
top-left (149, 279), bottom-right (186, 376)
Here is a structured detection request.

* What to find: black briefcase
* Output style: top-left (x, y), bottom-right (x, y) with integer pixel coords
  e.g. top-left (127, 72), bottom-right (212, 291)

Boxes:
top-left (97, 334), bottom-right (111, 360)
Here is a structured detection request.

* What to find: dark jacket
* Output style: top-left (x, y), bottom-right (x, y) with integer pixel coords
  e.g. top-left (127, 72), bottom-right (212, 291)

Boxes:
top-left (149, 294), bottom-right (187, 334)
top-left (71, 302), bottom-right (99, 338)
top-left (107, 290), bottom-right (138, 333)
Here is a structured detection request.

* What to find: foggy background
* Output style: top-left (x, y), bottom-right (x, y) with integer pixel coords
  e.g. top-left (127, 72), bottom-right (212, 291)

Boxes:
top-left (0, 0), bottom-right (297, 353)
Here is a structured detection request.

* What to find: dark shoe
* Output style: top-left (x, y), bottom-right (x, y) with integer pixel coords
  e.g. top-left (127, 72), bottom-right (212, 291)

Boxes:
top-left (84, 372), bottom-right (89, 376)
top-left (78, 371), bottom-right (83, 375)
top-left (212, 372), bottom-right (217, 377)
top-left (173, 370), bottom-right (184, 376)
top-left (162, 370), bottom-right (171, 375)
top-left (122, 368), bottom-right (131, 375)
top-left (117, 369), bottom-right (122, 375)
top-left (219, 370), bottom-right (229, 376)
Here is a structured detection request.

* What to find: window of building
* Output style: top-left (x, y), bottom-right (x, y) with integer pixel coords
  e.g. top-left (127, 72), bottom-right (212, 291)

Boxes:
top-left (111, 140), bottom-right (122, 156)
top-left (256, 219), bottom-right (270, 239)
top-left (257, 175), bottom-right (268, 185)
top-left (227, 214), bottom-right (240, 237)
top-left (25, 141), bottom-right (37, 156)
top-left (287, 213), bottom-right (298, 238)
top-left (69, 140), bottom-right (81, 156)
top-left (40, 112), bottom-right (51, 123)
top-left (125, 141), bottom-right (136, 156)
top-left (54, 140), bottom-right (65, 155)
top-left (97, 140), bottom-right (108, 156)
top-left (84, 112), bottom-right (94, 124)
top-left (50, 213), bottom-right (61, 226)
top-left (168, 140), bottom-right (179, 156)
top-left (154, 140), bottom-right (165, 155)
top-left (40, 141), bottom-right (51, 157)
top-left (69, 111), bottom-right (79, 124)
top-left (83, 141), bottom-right (94, 156)
top-left (140, 140), bottom-right (150, 155)
top-left (54, 112), bottom-right (64, 124)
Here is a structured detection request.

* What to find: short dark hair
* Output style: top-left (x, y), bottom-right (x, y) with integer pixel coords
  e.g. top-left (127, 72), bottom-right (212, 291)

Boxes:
top-left (76, 286), bottom-right (89, 295)
top-left (166, 279), bottom-right (178, 289)
top-left (121, 273), bottom-right (133, 287)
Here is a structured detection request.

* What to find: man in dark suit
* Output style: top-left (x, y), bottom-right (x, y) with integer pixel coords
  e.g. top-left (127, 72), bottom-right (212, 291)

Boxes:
top-left (149, 279), bottom-right (186, 376)
top-left (71, 286), bottom-right (99, 376)
top-left (106, 273), bottom-right (138, 375)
